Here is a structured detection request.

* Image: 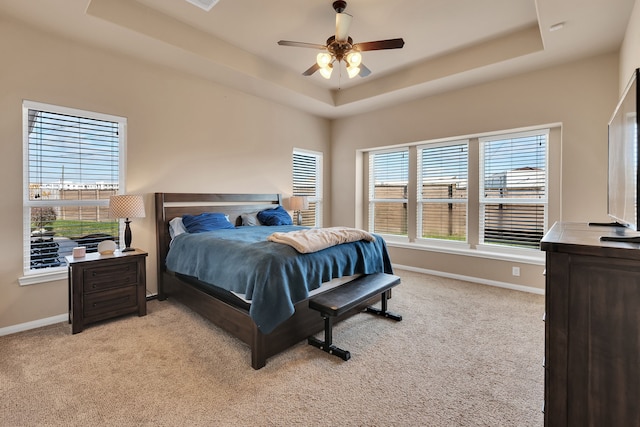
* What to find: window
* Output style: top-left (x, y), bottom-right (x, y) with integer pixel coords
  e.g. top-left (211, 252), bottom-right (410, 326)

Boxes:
top-left (292, 149), bottom-right (323, 226)
top-left (22, 101), bottom-right (125, 280)
top-left (368, 149), bottom-right (409, 236)
top-left (365, 126), bottom-right (550, 257)
top-left (418, 141), bottom-right (468, 243)
top-left (479, 130), bottom-right (547, 249)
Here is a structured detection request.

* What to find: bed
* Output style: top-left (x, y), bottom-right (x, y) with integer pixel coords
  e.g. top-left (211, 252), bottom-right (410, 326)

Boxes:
top-left (155, 192), bottom-right (394, 369)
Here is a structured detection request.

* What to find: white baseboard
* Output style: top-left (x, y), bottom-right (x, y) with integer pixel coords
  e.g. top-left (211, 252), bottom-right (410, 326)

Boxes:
top-left (2, 294), bottom-right (158, 336)
top-left (0, 313), bottom-right (67, 337)
top-left (392, 264), bottom-right (545, 295)
top-left (0, 268), bottom-right (542, 336)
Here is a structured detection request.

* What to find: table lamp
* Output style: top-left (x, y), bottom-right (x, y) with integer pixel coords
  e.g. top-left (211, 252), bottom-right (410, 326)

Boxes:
top-left (109, 194), bottom-right (146, 252)
top-left (288, 196), bottom-right (309, 226)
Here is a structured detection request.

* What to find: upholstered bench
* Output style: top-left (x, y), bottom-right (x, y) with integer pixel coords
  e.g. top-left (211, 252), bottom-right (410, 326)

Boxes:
top-left (308, 272), bottom-right (402, 361)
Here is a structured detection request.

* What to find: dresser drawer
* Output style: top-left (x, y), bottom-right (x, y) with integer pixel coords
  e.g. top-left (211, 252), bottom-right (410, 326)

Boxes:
top-left (83, 286), bottom-right (138, 318)
top-left (83, 261), bottom-right (138, 293)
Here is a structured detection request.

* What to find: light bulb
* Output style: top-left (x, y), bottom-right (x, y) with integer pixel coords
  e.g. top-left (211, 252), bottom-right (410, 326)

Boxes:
top-left (346, 51), bottom-right (361, 67)
top-left (316, 52), bottom-right (332, 68)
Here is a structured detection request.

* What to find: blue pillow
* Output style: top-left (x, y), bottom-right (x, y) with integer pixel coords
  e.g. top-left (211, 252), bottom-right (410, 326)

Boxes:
top-left (257, 205), bottom-right (293, 226)
top-left (182, 212), bottom-right (235, 233)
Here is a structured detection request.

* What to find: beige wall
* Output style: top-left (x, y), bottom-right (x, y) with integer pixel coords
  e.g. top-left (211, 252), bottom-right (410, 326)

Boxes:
top-left (620, 0), bottom-right (640, 92)
top-left (331, 53), bottom-right (619, 291)
top-left (0, 17), bottom-right (330, 329)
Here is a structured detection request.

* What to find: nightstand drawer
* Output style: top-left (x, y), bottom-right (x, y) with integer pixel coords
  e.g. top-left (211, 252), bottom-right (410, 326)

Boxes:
top-left (83, 261), bottom-right (138, 293)
top-left (84, 286), bottom-right (138, 318)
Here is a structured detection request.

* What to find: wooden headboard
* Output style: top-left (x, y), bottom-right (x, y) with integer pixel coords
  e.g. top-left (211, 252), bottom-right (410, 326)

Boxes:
top-left (154, 192), bottom-right (282, 293)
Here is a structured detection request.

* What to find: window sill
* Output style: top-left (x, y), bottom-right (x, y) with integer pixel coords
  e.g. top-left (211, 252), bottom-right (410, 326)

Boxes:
top-left (19, 268), bottom-right (68, 286)
top-left (387, 240), bottom-right (545, 265)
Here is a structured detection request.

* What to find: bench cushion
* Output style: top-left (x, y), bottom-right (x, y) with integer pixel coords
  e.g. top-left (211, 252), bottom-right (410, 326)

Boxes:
top-left (309, 273), bottom-right (400, 317)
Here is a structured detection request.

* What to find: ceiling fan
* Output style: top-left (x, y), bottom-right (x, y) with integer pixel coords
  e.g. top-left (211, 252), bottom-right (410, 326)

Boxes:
top-left (277, 1), bottom-right (405, 80)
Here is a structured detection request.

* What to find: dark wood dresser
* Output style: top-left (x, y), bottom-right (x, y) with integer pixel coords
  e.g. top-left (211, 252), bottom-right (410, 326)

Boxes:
top-left (541, 222), bottom-right (640, 426)
top-left (67, 249), bottom-right (147, 334)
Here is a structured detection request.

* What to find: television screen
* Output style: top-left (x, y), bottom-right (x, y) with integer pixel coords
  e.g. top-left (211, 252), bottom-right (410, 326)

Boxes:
top-left (608, 68), bottom-right (639, 231)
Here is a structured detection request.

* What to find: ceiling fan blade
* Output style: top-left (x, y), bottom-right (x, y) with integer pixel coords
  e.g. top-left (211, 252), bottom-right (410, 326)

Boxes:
top-left (358, 63), bottom-right (371, 77)
top-left (353, 38), bottom-right (405, 51)
top-left (335, 12), bottom-right (352, 42)
top-left (302, 63), bottom-right (321, 76)
top-left (278, 40), bottom-right (327, 50)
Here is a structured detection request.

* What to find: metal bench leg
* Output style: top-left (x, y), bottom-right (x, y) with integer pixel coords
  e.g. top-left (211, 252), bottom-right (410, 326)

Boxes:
top-left (365, 290), bottom-right (403, 321)
top-left (307, 314), bottom-right (351, 361)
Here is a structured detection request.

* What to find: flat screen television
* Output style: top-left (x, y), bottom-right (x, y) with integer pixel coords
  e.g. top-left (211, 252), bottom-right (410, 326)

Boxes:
top-left (602, 68), bottom-right (640, 241)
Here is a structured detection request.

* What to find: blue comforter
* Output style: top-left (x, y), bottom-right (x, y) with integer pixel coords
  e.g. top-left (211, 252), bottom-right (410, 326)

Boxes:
top-left (165, 225), bottom-right (393, 333)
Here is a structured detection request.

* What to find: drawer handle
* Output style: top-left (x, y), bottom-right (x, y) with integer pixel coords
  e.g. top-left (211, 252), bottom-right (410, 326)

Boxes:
top-left (92, 296), bottom-right (131, 308)
top-left (91, 277), bottom-right (131, 289)
top-left (91, 266), bottom-right (132, 280)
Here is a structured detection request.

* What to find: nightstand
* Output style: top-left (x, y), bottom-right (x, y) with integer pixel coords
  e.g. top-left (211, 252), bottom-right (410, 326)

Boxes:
top-left (67, 249), bottom-right (147, 334)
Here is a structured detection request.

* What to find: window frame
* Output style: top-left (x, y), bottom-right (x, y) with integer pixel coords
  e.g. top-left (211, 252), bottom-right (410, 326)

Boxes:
top-left (20, 101), bottom-right (126, 285)
top-left (416, 139), bottom-right (470, 249)
top-left (292, 148), bottom-right (323, 227)
top-left (478, 129), bottom-right (549, 252)
top-left (364, 125), bottom-right (553, 263)
top-left (367, 147), bottom-right (410, 242)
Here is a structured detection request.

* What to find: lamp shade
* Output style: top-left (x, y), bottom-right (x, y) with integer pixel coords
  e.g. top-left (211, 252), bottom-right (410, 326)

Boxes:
top-left (319, 64), bottom-right (333, 80)
top-left (346, 51), bottom-right (361, 67)
top-left (288, 196), bottom-right (309, 211)
top-left (109, 195), bottom-right (146, 219)
top-left (347, 65), bottom-right (361, 78)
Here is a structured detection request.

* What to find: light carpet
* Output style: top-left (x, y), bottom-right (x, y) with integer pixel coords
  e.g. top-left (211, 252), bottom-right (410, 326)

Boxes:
top-left (0, 270), bottom-right (544, 426)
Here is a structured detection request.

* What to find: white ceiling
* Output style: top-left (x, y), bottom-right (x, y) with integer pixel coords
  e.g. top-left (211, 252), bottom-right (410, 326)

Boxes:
top-left (0, 0), bottom-right (635, 118)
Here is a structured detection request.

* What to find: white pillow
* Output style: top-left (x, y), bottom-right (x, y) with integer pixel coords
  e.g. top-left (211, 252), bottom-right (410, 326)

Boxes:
top-left (169, 217), bottom-right (188, 239)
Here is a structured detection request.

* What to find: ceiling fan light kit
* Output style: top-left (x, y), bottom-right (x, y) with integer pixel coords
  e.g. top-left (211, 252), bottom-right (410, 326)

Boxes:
top-left (277, 1), bottom-right (404, 80)
top-left (316, 52), bottom-right (333, 79)
top-left (345, 50), bottom-right (362, 78)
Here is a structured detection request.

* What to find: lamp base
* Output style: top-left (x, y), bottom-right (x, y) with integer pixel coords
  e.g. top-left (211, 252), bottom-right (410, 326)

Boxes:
top-left (296, 211), bottom-right (303, 226)
top-left (122, 219), bottom-right (134, 252)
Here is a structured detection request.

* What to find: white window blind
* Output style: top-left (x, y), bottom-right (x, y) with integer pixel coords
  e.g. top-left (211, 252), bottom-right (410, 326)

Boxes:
top-left (418, 142), bottom-right (468, 242)
top-left (292, 150), bottom-right (322, 226)
top-left (23, 101), bottom-right (125, 273)
top-left (480, 131), bottom-right (547, 249)
top-left (369, 149), bottom-right (409, 236)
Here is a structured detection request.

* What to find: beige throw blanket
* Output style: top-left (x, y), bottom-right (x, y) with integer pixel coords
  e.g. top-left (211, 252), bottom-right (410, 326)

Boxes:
top-left (268, 227), bottom-right (376, 253)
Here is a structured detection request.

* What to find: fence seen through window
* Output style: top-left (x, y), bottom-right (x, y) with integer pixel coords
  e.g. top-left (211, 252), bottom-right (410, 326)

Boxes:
top-left (368, 129), bottom-right (548, 251)
top-left (25, 102), bottom-right (124, 271)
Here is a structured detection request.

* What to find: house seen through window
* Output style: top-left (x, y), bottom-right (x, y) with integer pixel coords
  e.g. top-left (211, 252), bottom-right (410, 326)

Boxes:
top-left (479, 131), bottom-right (547, 249)
top-left (367, 128), bottom-right (548, 253)
top-left (418, 141), bottom-right (468, 242)
top-left (23, 101), bottom-right (126, 276)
